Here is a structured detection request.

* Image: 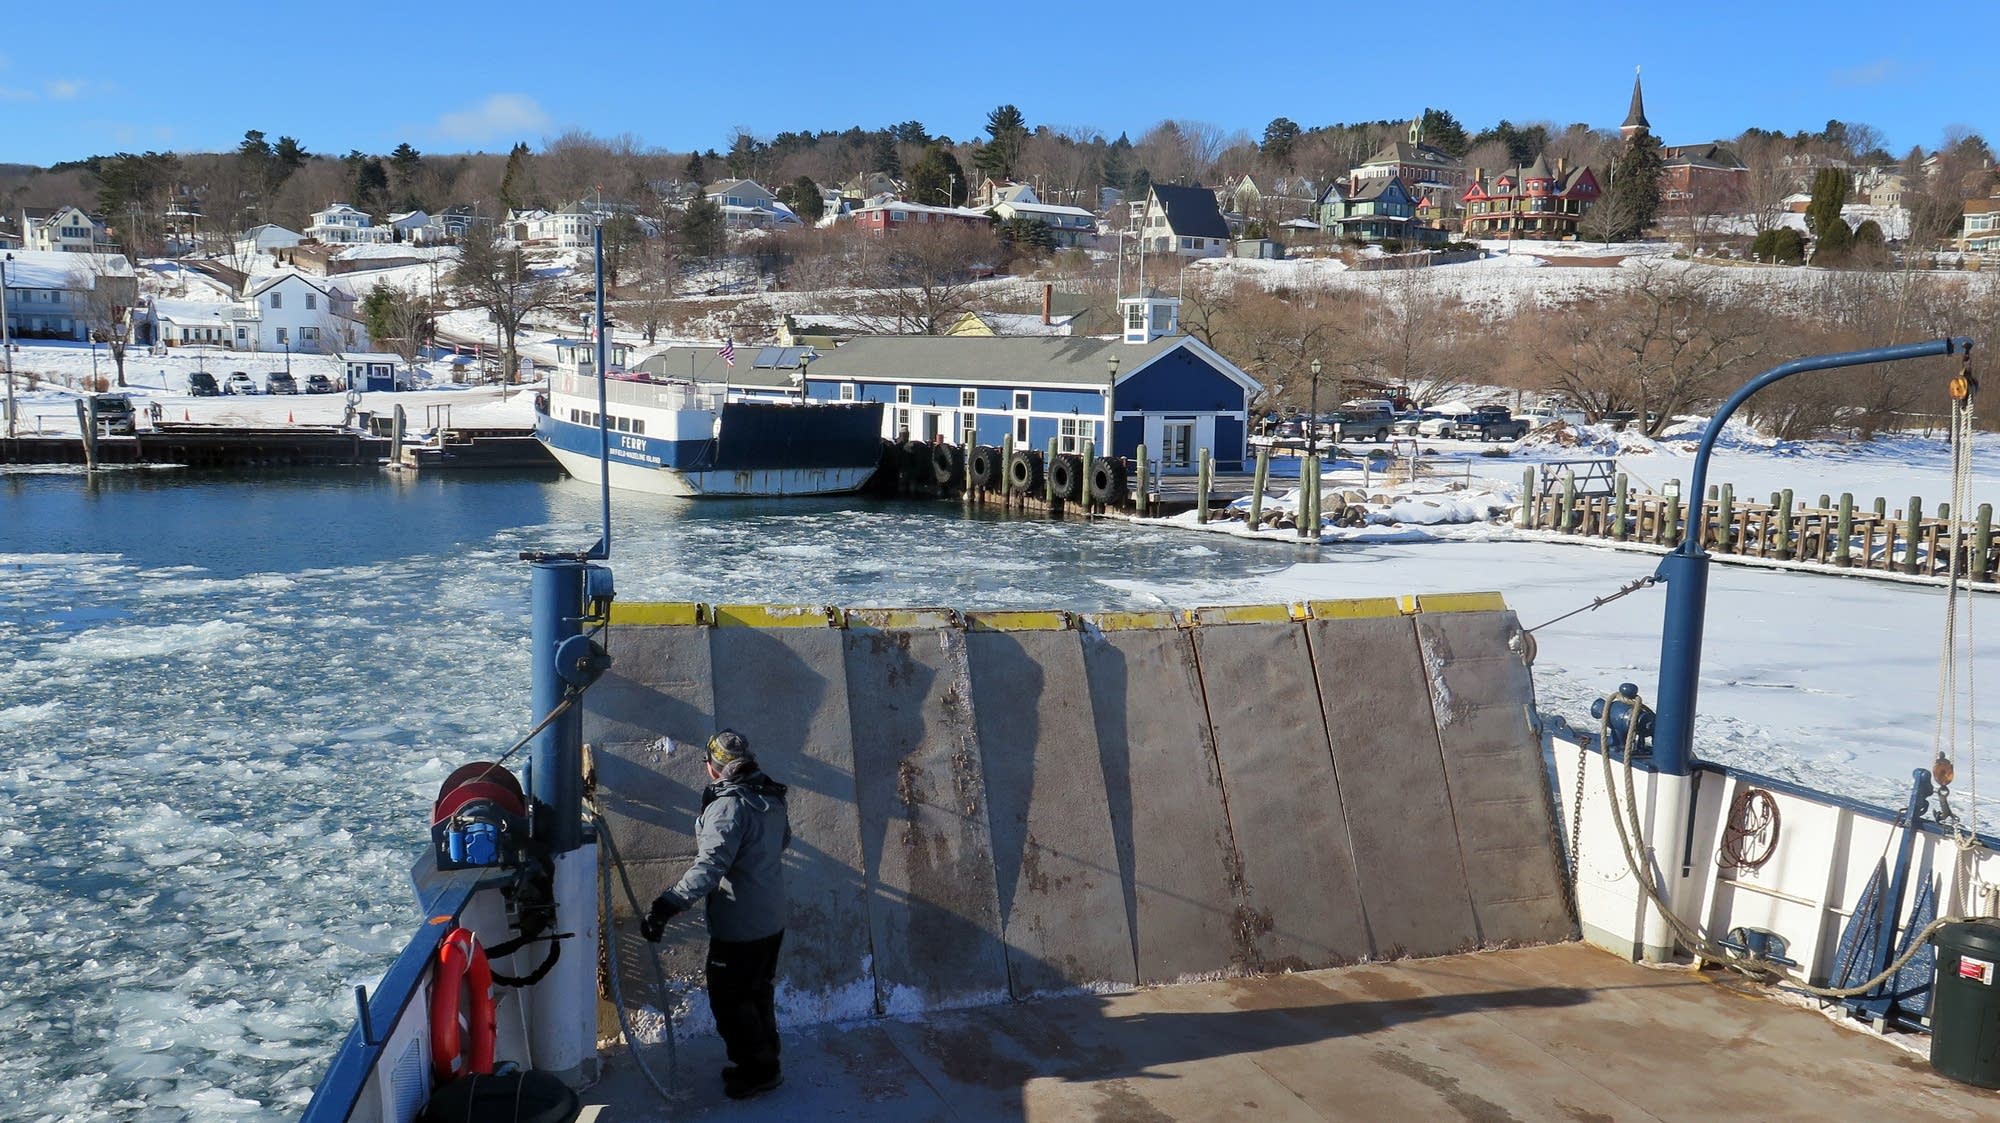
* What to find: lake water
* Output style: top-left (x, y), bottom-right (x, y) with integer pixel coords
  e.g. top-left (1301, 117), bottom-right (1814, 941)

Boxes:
top-left (0, 466), bottom-right (1312, 1121)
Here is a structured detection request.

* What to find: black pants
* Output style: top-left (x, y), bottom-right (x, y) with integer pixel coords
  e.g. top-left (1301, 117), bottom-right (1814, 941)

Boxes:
top-left (706, 930), bottom-right (783, 1077)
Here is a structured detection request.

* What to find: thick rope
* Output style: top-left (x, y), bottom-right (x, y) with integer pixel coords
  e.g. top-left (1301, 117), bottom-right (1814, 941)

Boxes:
top-left (590, 806), bottom-right (681, 1109)
top-left (1590, 692), bottom-right (1968, 998)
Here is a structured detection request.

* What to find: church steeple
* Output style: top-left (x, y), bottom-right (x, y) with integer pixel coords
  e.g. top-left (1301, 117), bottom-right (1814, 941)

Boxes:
top-left (1621, 66), bottom-right (1650, 140)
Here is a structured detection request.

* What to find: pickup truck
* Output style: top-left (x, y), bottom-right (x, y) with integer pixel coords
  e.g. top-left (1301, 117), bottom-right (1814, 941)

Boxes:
top-left (1323, 410), bottom-right (1392, 442)
top-left (1450, 408), bottom-right (1530, 442)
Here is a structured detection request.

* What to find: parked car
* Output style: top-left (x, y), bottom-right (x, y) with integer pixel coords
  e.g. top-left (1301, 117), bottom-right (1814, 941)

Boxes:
top-left (1323, 410), bottom-right (1392, 442)
top-left (1392, 409), bottom-right (1441, 436)
top-left (188, 371), bottom-right (220, 397)
top-left (223, 372), bottom-right (257, 395)
top-left (1519, 404), bottom-right (1587, 428)
top-left (266, 372), bottom-right (298, 395)
top-left (1450, 407), bottom-right (1531, 442)
top-left (1416, 413), bottom-right (1467, 438)
top-left (304, 374), bottom-right (334, 394)
top-left (91, 393), bottom-right (136, 435)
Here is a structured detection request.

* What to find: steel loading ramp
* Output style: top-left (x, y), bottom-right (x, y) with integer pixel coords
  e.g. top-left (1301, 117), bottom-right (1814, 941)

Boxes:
top-left (585, 594), bottom-right (1574, 1031)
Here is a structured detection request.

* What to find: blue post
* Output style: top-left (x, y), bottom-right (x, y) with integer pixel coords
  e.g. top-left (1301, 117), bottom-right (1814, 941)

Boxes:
top-left (590, 224), bottom-right (611, 561)
top-left (1651, 339), bottom-right (1969, 778)
top-left (530, 559), bottom-right (587, 853)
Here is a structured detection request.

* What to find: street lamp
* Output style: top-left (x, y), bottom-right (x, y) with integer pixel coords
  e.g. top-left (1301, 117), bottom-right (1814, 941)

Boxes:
top-left (1105, 354), bottom-right (1119, 452)
top-left (1307, 358), bottom-right (1322, 458)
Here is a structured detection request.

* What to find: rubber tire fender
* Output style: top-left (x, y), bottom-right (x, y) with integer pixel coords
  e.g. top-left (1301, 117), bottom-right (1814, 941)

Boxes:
top-left (1006, 449), bottom-right (1044, 495)
top-left (1087, 457), bottom-right (1127, 503)
top-left (968, 445), bottom-right (1003, 490)
top-left (1048, 453), bottom-right (1085, 502)
top-left (931, 442), bottom-right (963, 486)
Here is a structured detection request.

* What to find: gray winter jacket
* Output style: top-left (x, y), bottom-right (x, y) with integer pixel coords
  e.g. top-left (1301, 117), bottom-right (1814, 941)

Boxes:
top-left (664, 769), bottom-right (790, 942)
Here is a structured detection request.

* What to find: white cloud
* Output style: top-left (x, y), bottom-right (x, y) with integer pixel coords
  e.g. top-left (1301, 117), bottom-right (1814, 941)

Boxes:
top-left (44, 78), bottom-right (85, 100)
top-left (433, 94), bottom-right (552, 142)
top-left (1831, 60), bottom-right (1899, 87)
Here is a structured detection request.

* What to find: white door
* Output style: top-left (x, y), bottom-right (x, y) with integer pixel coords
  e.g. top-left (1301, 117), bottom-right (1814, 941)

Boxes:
top-left (1163, 422), bottom-right (1194, 471)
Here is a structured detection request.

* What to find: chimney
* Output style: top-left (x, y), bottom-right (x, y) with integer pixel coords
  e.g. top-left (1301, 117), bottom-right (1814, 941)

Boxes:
top-left (1042, 283), bottom-right (1053, 326)
top-left (1557, 157), bottom-right (1567, 177)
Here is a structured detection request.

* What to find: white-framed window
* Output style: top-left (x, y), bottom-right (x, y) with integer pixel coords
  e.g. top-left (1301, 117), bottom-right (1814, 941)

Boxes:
top-left (896, 408), bottom-right (911, 436)
top-left (1012, 390), bottom-right (1030, 411)
top-left (896, 386), bottom-right (912, 404)
top-left (839, 382), bottom-right (856, 401)
top-left (962, 413), bottom-right (977, 444)
top-left (960, 388), bottom-right (976, 408)
top-left (277, 328), bottom-right (288, 345)
top-left (305, 293), bottom-right (316, 310)
top-left (1014, 416), bottom-right (1029, 442)
top-left (1059, 416), bottom-right (1086, 454)
top-left (1126, 304), bottom-right (1145, 332)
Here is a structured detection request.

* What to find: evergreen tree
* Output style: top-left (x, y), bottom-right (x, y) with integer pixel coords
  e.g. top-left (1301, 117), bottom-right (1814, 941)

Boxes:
top-left (892, 121), bottom-right (930, 145)
top-left (683, 151), bottom-right (708, 186)
top-left (907, 145), bottom-right (967, 207)
top-left (778, 176), bottom-right (825, 222)
top-left (972, 104), bottom-right (1028, 181)
top-left (678, 195), bottom-right (725, 258)
top-left (499, 142), bottom-right (532, 213)
top-left (1771, 227), bottom-right (1806, 264)
top-left (1751, 229), bottom-right (1776, 262)
top-left (1419, 108), bottom-right (1470, 157)
top-left (272, 136), bottom-right (309, 179)
top-left (725, 132), bottom-right (764, 179)
top-left (388, 142), bottom-right (424, 210)
top-left (345, 151), bottom-right (390, 215)
top-left (1851, 218), bottom-right (1889, 267)
top-left (1812, 213), bottom-right (1853, 264)
top-left (1607, 132), bottom-right (1664, 239)
top-left (1803, 167), bottom-right (1848, 235)
top-left (1261, 118), bottom-right (1302, 167)
top-left (872, 133), bottom-right (901, 178)
top-left (996, 215), bottom-right (1057, 254)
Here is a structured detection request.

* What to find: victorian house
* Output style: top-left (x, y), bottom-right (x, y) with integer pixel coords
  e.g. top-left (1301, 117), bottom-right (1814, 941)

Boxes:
top-left (1460, 156), bottom-right (1602, 239)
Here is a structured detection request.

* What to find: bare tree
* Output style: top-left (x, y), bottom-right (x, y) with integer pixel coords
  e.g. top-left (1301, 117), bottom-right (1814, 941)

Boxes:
top-left (1735, 132), bottom-right (1799, 235)
top-left (1536, 260), bottom-right (1765, 432)
top-left (854, 223), bottom-right (1002, 335)
top-left (76, 257), bottom-right (141, 388)
top-left (450, 223), bottom-right (563, 383)
top-left (1367, 264), bottom-right (1467, 404)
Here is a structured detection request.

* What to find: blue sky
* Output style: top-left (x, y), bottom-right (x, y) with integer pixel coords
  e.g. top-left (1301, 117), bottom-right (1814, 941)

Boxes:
top-left (2, 2), bottom-right (1991, 167)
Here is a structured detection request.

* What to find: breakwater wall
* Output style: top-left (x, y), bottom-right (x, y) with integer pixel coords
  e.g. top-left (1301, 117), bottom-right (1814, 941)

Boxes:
top-left (586, 595), bottom-right (1575, 1031)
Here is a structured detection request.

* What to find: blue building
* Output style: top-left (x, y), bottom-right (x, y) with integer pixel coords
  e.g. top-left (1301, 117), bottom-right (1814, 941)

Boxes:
top-left (634, 295), bottom-right (1261, 472)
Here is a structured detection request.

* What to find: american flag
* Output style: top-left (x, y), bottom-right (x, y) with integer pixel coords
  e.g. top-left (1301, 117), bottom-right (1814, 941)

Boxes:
top-left (719, 338), bottom-right (736, 367)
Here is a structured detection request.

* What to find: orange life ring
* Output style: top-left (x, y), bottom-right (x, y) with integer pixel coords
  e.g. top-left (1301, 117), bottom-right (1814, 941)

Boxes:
top-left (430, 927), bottom-right (497, 1080)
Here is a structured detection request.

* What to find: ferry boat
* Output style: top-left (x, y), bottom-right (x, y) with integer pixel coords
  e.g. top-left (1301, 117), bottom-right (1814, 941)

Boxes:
top-left (533, 369), bottom-right (883, 498)
top-left (297, 237), bottom-right (1999, 1121)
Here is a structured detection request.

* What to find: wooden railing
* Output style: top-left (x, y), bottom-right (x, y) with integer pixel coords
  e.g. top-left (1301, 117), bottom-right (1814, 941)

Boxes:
top-left (1519, 468), bottom-right (1997, 582)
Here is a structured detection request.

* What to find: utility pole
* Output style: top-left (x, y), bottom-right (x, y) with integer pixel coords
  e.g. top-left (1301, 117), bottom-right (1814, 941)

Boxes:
top-left (2, 252), bottom-right (14, 438)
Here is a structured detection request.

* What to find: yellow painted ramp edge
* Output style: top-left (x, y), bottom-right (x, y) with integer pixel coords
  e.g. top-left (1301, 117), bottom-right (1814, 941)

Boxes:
top-left (608, 602), bottom-right (705, 627)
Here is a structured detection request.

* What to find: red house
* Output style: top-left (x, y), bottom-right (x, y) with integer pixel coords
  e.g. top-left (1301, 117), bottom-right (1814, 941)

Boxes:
top-left (1460, 156), bottom-right (1602, 240)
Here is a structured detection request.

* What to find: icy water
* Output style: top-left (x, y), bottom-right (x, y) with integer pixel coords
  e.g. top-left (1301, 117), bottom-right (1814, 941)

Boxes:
top-left (0, 467), bottom-right (1309, 1121)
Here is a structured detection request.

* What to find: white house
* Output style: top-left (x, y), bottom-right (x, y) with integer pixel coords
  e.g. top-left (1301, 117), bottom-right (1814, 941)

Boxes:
top-left (151, 297), bottom-right (257, 347)
top-left (991, 199), bottom-right (1099, 247)
top-left (306, 203), bottom-right (391, 245)
top-left (703, 179), bottom-right (800, 229)
top-left (1139, 184), bottom-right (1231, 259)
top-left (234, 224), bottom-right (303, 260)
top-left (21, 205), bottom-right (110, 253)
top-left (525, 208), bottom-right (600, 248)
top-left (244, 273), bottom-right (354, 352)
top-left (1, 250), bottom-right (138, 341)
top-left (387, 211), bottom-right (432, 240)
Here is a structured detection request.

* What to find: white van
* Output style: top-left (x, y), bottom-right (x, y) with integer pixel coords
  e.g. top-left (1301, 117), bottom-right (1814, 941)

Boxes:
top-left (1519, 404), bottom-right (1587, 428)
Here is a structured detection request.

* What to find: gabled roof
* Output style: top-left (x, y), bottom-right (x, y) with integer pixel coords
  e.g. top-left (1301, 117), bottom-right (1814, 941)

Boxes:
top-left (1149, 184), bottom-right (1230, 240)
top-left (1662, 144), bottom-right (1747, 172)
top-left (704, 179), bottom-right (775, 200)
top-left (245, 272), bottom-right (334, 300)
top-left (1361, 141), bottom-right (1463, 172)
top-left (1348, 177), bottom-right (1410, 204)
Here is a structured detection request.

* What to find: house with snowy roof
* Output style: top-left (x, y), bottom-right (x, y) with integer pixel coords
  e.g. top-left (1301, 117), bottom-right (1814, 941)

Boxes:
top-left (1317, 177), bottom-right (1447, 245)
top-left (990, 196), bottom-right (1098, 248)
top-left (306, 203), bottom-right (391, 245)
top-left (703, 179), bottom-right (799, 229)
top-left (20, 205), bottom-right (112, 253)
top-left (234, 223), bottom-right (303, 260)
top-left (1139, 184), bottom-right (1231, 258)
top-left (387, 210), bottom-right (432, 240)
top-left (650, 293), bottom-right (1258, 472)
top-left (0, 250), bottom-right (137, 341)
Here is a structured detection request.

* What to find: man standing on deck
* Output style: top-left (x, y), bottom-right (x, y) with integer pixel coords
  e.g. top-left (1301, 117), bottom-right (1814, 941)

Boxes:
top-left (642, 729), bottom-right (791, 1100)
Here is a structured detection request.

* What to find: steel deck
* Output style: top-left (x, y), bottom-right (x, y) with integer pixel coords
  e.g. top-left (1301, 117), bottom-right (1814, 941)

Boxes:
top-left (588, 942), bottom-right (1995, 1121)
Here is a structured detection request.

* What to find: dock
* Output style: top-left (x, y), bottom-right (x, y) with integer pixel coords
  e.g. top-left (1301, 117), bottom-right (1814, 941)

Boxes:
top-left (592, 942), bottom-right (1993, 1120)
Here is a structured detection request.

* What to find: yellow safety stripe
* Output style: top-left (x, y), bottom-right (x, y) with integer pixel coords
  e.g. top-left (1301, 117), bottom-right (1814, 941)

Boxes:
top-left (1079, 610), bottom-right (1184, 631)
top-left (608, 602), bottom-right (705, 626)
top-left (964, 610), bottom-right (1074, 632)
top-left (712, 604), bottom-right (839, 628)
top-left (1305, 597), bottom-right (1405, 620)
top-left (1189, 603), bottom-right (1302, 626)
top-left (1402, 592), bottom-right (1508, 615)
top-left (843, 608), bottom-right (962, 631)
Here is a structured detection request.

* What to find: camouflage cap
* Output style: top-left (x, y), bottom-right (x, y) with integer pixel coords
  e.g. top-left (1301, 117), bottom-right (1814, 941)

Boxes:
top-left (706, 729), bottom-right (751, 767)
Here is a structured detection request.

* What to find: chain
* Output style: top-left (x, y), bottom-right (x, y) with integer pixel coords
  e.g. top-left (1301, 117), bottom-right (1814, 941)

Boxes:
top-left (1525, 575), bottom-right (1658, 635)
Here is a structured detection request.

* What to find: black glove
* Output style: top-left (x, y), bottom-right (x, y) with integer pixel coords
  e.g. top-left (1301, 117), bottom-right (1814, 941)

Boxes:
top-left (640, 894), bottom-right (684, 942)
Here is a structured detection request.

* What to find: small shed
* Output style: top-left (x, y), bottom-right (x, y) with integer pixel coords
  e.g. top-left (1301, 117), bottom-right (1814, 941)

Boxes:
top-left (345, 353), bottom-right (406, 392)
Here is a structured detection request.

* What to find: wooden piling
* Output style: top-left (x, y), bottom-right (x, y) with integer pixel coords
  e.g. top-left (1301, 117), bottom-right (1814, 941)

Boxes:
top-left (1299, 453), bottom-right (1318, 540)
top-left (1135, 442), bottom-right (1149, 516)
top-left (1197, 447), bottom-right (1213, 524)
top-left (1715, 484), bottom-right (1734, 552)
top-left (76, 400), bottom-right (99, 473)
top-left (1977, 504), bottom-right (1994, 582)
top-left (1560, 470), bottom-right (1576, 532)
top-left (1612, 474), bottom-right (1628, 540)
top-left (1904, 497), bottom-right (1923, 574)
top-left (1519, 468), bottom-right (1536, 529)
top-left (1250, 445), bottom-right (1270, 527)
top-left (1665, 479), bottom-right (1682, 545)
top-left (1835, 493), bottom-right (1854, 567)
top-left (1776, 488), bottom-right (1794, 560)
top-left (1080, 439), bottom-right (1096, 512)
